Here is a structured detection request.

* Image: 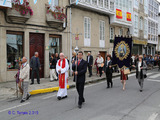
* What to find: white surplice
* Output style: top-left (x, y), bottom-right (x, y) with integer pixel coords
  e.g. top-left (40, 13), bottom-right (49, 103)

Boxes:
top-left (56, 59), bottom-right (69, 97)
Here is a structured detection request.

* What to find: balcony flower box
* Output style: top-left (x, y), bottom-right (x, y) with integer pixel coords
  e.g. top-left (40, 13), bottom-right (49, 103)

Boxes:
top-left (7, 0), bottom-right (33, 23)
top-left (46, 5), bottom-right (67, 27)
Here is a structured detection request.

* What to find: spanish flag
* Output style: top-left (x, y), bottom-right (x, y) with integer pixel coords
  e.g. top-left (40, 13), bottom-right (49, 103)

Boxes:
top-left (126, 12), bottom-right (131, 21)
top-left (116, 9), bottom-right (122, 19)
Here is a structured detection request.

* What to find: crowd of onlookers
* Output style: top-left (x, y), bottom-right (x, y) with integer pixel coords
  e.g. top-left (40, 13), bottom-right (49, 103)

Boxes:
top-left (131, 54), bottom-right (160, 70)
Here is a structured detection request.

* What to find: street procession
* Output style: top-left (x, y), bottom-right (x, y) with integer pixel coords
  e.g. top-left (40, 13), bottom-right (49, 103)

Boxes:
top-left (1, 0), bottom-right (160, 120)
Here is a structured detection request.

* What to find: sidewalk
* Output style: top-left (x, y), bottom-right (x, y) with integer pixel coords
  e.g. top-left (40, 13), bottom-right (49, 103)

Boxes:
top-left (0, 66), bottom-right (157, 102)
top-left (0, 71), bottom-right (128, 102)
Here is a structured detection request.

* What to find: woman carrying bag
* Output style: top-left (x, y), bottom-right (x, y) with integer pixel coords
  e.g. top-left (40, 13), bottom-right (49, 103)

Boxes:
top-left (133, 55), bottom-right (147, 92)
top-left (120, 68), bottom-right (128, 91)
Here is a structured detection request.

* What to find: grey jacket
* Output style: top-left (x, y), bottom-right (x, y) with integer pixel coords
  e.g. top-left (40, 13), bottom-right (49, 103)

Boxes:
top-left (19, 63), bottom-right (30, 82)
top-left (30, 56), bottom-right (41, 70)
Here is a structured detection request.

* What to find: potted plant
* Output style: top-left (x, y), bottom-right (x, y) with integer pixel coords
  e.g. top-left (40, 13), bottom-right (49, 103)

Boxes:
top-left (46, 5), bottom-right (67, 21)
top-left (7, 0), bottom-right (33, 23)
top-left (11, 0), bottom-right (33, 16)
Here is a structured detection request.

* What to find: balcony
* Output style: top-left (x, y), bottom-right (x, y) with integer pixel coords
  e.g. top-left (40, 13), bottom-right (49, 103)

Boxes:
top-left (7, 8), bottom-right (31, 23)
top-left (71, 0), bottom-right (115, 15)
top-left (46, 12), bottom-right (64, 28)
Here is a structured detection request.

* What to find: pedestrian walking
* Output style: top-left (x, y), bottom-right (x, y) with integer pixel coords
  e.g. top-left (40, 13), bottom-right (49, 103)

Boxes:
top-left (56, 53), bottom-right (69, 100)
top-left (19, 57), bottom-right (31, 103)
top-left (50, 54), bottom-right (58, 82)
top-left (94, 55), bottom-right (99, 76)
top-left (97, 54), bottom-right (104, 77)
top-left (72, 51), bottom-right (87, 109)
top-left (120, 68), bottom-right (128, 91)
top-left (103, 56), bottom-right (113, 88)
top-left (86, 52), bottom-right (93, 77)
top-left (133, 55), bottom-right (147, 92)
top-left (30, 52), bottom-right (41, 85)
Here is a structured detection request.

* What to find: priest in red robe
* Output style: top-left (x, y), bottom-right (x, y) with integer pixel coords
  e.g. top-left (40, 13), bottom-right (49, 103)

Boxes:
top-left (56, 53), bottom-right (69, 100)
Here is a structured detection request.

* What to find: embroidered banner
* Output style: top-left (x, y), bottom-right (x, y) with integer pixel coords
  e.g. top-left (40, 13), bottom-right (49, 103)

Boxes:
top-left (112, 36), bottom-right (132, 68)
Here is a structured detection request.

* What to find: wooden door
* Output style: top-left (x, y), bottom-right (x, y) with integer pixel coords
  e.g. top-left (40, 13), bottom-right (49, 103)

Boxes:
top-left (30, 33), bottom-right (44, 78)
top-left (99, 52), bottom-right (106, 62)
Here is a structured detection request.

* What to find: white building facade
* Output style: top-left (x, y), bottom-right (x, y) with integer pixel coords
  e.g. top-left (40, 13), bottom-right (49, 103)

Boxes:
top-left (147, 0), bottom-right (159, 55)
top-left (130, 0), bottom-right (148, 55)
top-left (109, 0), bottom-right (133, 55)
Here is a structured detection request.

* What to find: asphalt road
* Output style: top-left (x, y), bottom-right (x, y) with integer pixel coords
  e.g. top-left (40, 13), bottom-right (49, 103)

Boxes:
top-left (0, 69), bottom-right (160, 120)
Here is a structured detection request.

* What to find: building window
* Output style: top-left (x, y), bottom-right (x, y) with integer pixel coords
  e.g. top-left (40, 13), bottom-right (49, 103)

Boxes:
top-left (100, 21), bottom-right (105, 41)
top-left (119, 28), bottom-right (123, 36)
top-left (49, 35), bottom-right (61, 58)
top-left (144, 0), bottom-right (148, 14)
top-left (7, 31), bottom-right (23, 70)
top-left (51, 0), bottom-right (59, 11)
top-left (144, 19), bottom-right (148, 36)
top-left (85, 0), bottom-right (91, 3)
top-left (92, 0), bottom-right (97, 5)
top-left (104, 0), bottom-right (109, 9)
top-left (110, 1), bottom-right (114, 11)
top-left (110, 27), bottom-right (114, 40)
top-left (140, 17), bottom-right (143, 30)
top-left (134, 0), bottom-right (139, 8)
top-left (84, 17), bottom-right (91, 46)
top-left (98, 0), bottom-right (103, 7)
top-left (140, 0), bottom-right (143, 4)
top-left (134, 14), bottom-right (138, 29)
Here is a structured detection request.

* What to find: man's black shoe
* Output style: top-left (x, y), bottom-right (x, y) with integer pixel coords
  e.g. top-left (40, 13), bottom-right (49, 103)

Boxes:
top-left (30, 83), bottom-right (34, 85)
top-left (57, 96), bottom-right (62, 100)
top-left (62, 96), bottom-right (67, 99)
top-left (89, 75), bottom-right (91, 77)
top-left (26, 94), bottom-right (31, 100)
top-left (78, 105), bottom-right (82, 109)
top-left (37, 82), bottom-right (40, 84)
top-left (140, 90), bottom-right (143, 92)
top-left (20, 100), bottom-right (25, 103)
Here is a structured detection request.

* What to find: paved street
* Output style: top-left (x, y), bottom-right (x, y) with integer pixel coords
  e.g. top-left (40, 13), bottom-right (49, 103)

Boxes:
top-left (0, 68), bottom-right (160, 120)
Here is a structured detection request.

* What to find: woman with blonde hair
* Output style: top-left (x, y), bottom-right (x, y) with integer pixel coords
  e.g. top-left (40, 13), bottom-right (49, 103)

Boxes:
top-left (133, 55), bottom-right (147, 92)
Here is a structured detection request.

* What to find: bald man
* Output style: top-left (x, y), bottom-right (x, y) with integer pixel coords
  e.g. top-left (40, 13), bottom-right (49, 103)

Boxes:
top-left (56, 53), bottom-right (69, 100)
top-left (19, 57), bottom-right (31, 103)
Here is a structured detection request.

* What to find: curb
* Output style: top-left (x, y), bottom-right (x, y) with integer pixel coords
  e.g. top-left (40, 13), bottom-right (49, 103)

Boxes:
top-left (29, 66), bottom-right (158, 96)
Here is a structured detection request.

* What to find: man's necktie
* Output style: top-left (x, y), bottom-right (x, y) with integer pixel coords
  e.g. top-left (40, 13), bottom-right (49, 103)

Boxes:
top-left (78, 60), bottom-right (80, 66)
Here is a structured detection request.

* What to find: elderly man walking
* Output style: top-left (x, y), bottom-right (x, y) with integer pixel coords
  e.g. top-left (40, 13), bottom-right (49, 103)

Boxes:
top-left (30, 52), bottom-right (41, 85)
top-left (56, 53), bottom-right (69, 100)
top-left (19, 57), bottom-right (31, 103)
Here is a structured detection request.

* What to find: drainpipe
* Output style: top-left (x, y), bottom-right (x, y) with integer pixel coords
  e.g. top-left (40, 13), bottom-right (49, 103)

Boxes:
top-left (69, 0), bottom-right (72, 76)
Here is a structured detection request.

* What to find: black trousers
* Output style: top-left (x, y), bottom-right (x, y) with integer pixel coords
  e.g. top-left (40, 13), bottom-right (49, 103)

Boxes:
top-left (31, 68), bottom-right (40, 83)
top-left (76, 82), bottom-right (85, 105)
top-left (87, 64), bottom-right (92, 76)
top-left (106, 77), bottom-right (113, 87)
top-left (99, 67), bottom-right (103, 77)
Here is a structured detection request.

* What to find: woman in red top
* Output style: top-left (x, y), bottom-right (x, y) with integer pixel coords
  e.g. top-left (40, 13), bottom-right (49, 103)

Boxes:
top-left (120, 68), bottom-right (128, 91)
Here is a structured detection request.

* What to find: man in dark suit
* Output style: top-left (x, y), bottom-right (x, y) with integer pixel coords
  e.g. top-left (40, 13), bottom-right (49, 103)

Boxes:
top-left (103, 56), bottom-right (113, 88)
top-left (30, 52), bottom-right (41, 85)
top-left (86, 52), bottom-right (93, 77)
top-left (72, 51), bottom-right (87, 109)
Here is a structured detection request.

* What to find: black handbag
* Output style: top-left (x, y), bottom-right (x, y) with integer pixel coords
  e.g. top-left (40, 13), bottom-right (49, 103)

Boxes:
top-left (144, 74), bottom-right (147, 78)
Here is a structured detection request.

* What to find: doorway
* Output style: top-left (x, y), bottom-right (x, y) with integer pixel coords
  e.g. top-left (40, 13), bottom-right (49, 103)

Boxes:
top-left (29, 33), bottom-right (44, 78)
